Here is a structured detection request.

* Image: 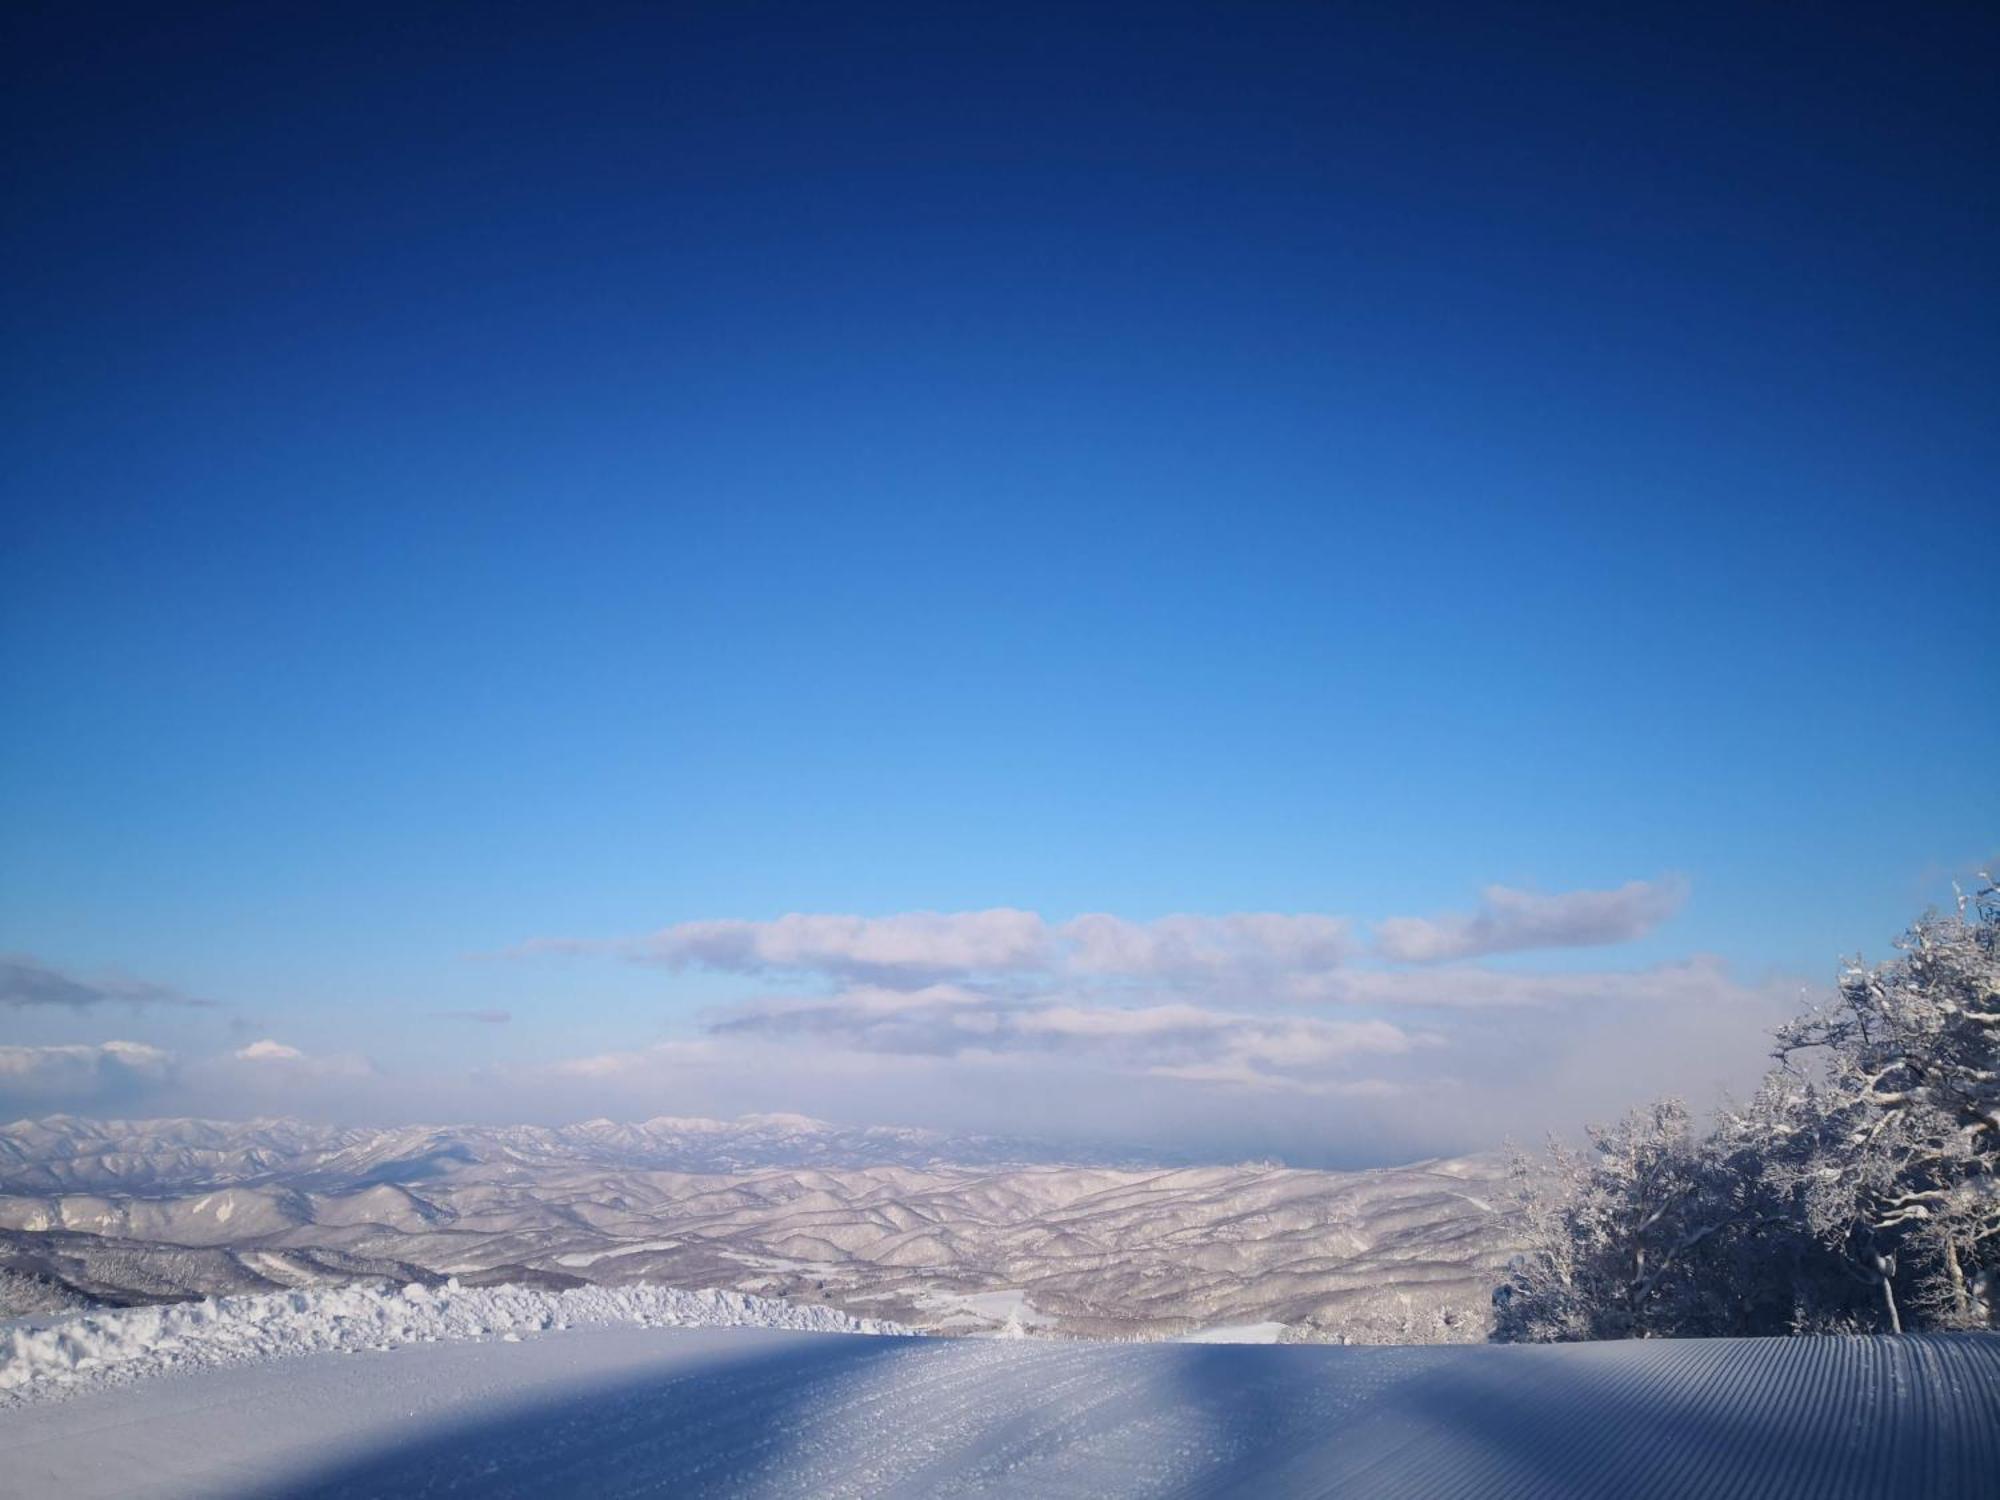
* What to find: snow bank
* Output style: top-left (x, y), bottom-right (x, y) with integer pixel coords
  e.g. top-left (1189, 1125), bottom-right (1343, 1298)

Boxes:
top-left (0, 1280), bottom-right (906, 1404)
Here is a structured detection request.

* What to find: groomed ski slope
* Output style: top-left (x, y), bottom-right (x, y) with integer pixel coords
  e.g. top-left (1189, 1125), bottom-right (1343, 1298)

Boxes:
top-left (1, 1290), bottom-right (1996, 1498)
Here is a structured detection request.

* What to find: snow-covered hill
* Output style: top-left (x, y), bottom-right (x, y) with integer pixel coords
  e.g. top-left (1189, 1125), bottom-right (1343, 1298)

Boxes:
top-left (0, 1294), bottom-right (1993, 1498)
top-left (0, 1116), bottom-right (1517, 1340)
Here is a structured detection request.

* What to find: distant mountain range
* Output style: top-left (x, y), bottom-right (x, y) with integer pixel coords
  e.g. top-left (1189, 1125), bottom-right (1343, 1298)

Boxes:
top-left (0, 1114), bottom-right (1521, 1341)
top-left (0, 1112), bottom-right (1140, 1192)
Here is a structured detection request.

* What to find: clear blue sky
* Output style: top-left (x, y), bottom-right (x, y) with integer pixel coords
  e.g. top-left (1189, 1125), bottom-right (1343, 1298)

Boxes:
top-left (1, 3), bottom-right (1993, 1156)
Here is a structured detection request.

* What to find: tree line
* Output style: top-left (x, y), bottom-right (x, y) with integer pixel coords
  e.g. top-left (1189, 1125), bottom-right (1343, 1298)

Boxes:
top-left (1495, 879), bottom-right (1998, 1340)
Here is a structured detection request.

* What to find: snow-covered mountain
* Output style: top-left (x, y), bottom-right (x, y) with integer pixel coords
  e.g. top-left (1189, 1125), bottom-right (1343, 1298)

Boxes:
top-left (0, 1115), bottom-right (1520, 1340)
top-left (0, 1113), bottom-right (1088, 1193)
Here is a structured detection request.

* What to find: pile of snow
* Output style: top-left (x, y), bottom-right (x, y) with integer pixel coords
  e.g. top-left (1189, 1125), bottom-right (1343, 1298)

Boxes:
top-left (0, 1280), bottom-right (907, 1404)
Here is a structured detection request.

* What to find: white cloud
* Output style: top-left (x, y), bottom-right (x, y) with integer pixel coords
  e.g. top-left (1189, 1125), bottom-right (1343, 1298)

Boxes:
top-left (542, 1037), bottom-right (724, 1080)
top-left (1374, 878), bottom-right (1687, 963)
top-left (1012, 1002), bottom-right (1221, 1037)
top-left (522, 888), bottom-right (1675, 1000)
top-left (527, 907), bottom-right (1353, 992)
top-left (634, 909), bottom-right (1051, 982)
top-left (1058, 913), bottom-right (1351, 981)
top-left (234, 1038), bottom-right (306, 1062)
top-left (706, 985), bottom-right (1416, 1094)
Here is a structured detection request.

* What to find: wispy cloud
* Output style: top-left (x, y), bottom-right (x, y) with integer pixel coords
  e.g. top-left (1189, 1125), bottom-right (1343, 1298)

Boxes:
top-left (226, 1039), bottom-right (374, 1077)
top-left (1279, 953), bottom-right (1735, 1009)
top-left (705, 984), bottom-right (1419, 1093)
top-left (521, 885), bottom-right (1676, 996)
top-left (630, 909), bottom-right (1051, 983)
top-left (0, 955), bottom-right (215, 1010)
top-left (1373, 878), bottom-right (1687, 963)
top-left (522, 908), bottom-right (1354, 991)
top-left (1057, 913), bottom-right (1352, 982)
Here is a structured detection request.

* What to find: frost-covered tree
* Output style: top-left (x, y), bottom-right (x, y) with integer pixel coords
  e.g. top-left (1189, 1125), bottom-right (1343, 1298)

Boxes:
top-left (1767, 878), bottom-right (1999, 1331)
top-left (1494, 1098), bottom-right (1742, 1340)
top-left (1710, 1074), bottom-right (1880, 1332)
top-left (1491, 1146), bottom-right (1588, 1342)
top-left (1497, 879), bottom-right (1998, 1341)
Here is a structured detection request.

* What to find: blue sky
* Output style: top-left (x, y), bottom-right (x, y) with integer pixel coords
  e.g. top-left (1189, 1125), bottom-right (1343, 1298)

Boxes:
top-left (2, 3), bottom-right (1994, 1161)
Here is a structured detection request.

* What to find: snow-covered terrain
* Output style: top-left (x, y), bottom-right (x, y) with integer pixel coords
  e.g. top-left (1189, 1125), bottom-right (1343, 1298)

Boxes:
top-left (0, 1115), bottom-right (1518, 1340)
top-left (0, 1280), bottom-right (903, 1403)
top-left (0, 1295), bottom-right (1992, 1498)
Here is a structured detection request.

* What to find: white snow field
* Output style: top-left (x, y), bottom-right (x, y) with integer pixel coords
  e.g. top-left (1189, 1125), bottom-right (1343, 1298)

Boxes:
top-left (1, 1289), bottom-right (1995, 1499)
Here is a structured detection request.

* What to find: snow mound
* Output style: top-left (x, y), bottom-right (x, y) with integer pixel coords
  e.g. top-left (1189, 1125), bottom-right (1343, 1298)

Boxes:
top-left (0, 1280), bottom-right (907, 1404)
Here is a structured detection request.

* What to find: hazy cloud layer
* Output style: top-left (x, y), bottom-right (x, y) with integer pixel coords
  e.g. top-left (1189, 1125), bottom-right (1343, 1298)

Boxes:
top-left (0, 955), bottom-right (1802, 1164)
top-left (0, 955), bottom-right (213, 1010)
top-left (473, 888), bottom-right (1746, 1146)
top-left (497, 875), bottom-right (1793, 1154)
top-left (0, 1037), bottom-right (382, 1119)
top-left (0, 878), bottom-right (1793, 1162)
top-left (1373, 878), bottom-right (1688, 963)
top-left (500, 955), bottom-right (1799, 1160)
top-left (1282, 954), bottom-right (1742, 1010)
top-left (224, 1039), bottom-right (375, 1080)
top-left (705, 984), bottom-right (1419, 1094)
top-left (0, 1040), bottom-right (176, 1104)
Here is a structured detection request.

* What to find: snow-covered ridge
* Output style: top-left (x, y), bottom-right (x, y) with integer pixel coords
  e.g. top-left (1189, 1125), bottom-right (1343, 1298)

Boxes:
top-left (0, 1114), bottom-right (1520, 1341)
top-left (0, 1280), bottom-right (907, 1405)
top-left (0, 1113), bottom-right (1116, 1190)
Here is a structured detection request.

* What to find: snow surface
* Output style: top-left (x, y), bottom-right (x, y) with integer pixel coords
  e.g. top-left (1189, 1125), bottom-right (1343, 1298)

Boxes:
top-left (0, 1280), bottom-right (902, 1404)
top-left (1178, 1320), bottom-right (1288, 1343)
top-left (0, 1290), bottom-right (1995, 1498)
top-left (911, 1286), bottom-right (1061, 1334)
